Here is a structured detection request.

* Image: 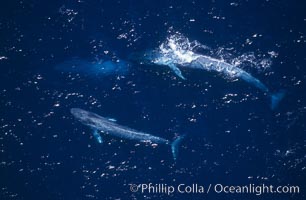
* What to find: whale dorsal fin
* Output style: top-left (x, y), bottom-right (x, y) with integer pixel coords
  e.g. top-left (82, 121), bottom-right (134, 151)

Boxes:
top-left (107, 118), bottom-right (117, 122)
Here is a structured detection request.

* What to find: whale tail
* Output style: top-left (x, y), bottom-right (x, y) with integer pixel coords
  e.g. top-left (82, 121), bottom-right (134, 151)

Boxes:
top-left (270, 90), bottom-right (286, 110)
top-left (171, 135), bottom-right (186, 160)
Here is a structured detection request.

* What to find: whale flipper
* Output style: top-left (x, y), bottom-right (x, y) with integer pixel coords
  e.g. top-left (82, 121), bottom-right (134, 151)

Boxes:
top-left (92, 129), bottom-right (103, 144)
top-left (171, 135), bottom-right (186, 160)
top-left (168, 63), bottom-right (186, 80)
top-left (270, 90), bottom-right (286, 110)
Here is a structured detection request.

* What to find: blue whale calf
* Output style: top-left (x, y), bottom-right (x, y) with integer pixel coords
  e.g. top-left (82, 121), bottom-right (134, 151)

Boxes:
top-left (71, 108), bottom-right (185, 160)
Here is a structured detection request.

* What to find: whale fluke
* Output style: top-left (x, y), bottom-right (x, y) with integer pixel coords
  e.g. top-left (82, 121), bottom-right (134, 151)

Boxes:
top-left (171, 135), bottom-right (186, 160)
top-left (270, 90), bottom-right (286, 110)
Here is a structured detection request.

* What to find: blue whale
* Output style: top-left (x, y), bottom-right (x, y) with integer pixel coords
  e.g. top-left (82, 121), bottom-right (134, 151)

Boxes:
top-left (71, 108), bottom-right (185, 160)
top-left (138, 35), bottom-right (285, 110)
top-left (54, 57), bottom-right (130, 77)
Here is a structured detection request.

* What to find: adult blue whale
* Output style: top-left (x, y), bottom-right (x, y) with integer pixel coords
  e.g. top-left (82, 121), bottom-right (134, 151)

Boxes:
top-left (70, 108), bottom-right (185, 160)
top-left (189, 55), bottom-right (285, 110)
top-left (139, 34), bottom-right (285, 110)
top-left (54, 57), bottom-right (130, 77)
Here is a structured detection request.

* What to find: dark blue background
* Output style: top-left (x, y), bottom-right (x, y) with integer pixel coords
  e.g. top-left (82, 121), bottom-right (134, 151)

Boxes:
top-left (0, 0), bottom-right (305, 199)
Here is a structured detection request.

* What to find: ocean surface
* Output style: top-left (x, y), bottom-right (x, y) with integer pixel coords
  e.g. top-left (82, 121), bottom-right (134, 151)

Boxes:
top-left (0, 0), bottom-right (305, 199)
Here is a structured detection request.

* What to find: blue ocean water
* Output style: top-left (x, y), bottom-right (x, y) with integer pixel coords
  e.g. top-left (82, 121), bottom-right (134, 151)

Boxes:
top-left (0, 0), bottom-right (305, 199)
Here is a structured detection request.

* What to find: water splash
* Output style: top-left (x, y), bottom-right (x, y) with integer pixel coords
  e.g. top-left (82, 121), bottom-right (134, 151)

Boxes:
top-left (154, 32), bottom-right (273, 74)
top-left (155, 33), bottom-right (200, 64)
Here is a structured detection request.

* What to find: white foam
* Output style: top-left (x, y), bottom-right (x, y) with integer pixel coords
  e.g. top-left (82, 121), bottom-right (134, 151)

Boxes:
top-left (154, 32), bottom-right (273, 72)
